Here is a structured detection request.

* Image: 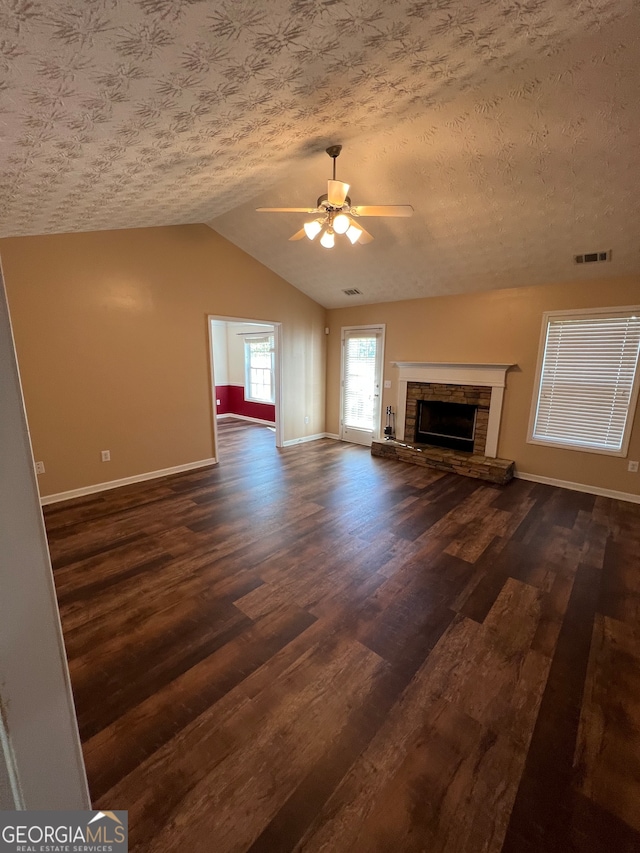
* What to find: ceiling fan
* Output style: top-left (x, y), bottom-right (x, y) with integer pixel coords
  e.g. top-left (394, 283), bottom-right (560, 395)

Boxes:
top-left (256, 145), bottom-right (413, 248)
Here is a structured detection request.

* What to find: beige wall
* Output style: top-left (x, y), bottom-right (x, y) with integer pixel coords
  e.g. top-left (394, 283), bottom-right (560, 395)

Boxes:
top-left (1, 225), bottom-right (326, 497)
top-left (326, 277), bottom-right (640, 496)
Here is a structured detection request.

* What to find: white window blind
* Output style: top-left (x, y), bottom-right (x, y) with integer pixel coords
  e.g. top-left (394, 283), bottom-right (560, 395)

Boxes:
top-left (531, 311), bottom-right (640, 454)
top-left (343, 332), bottom-right (379, 430)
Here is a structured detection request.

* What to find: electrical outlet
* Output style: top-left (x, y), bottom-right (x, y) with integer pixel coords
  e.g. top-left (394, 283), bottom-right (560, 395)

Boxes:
top-left (304, 415), bottom-right (310, 424)
top-left (35, 461), bottom-right (45, 474)
top-left (628, 460), bottom-right (639, 473)
top-left (101, 450), bottom-right (111, 462)
top-left (216, 398), bottom-right (221, 405)
top-left (384, 380), bottom-right (392, 389)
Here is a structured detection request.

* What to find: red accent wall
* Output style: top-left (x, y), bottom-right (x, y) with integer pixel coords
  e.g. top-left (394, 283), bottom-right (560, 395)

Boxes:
top-left (215, 385), bottom-right (275, 422)
top-left (215, 384), bottom-right (231, 414)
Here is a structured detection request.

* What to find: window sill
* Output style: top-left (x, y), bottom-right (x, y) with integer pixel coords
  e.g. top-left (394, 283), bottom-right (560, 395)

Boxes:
top-left (526, 436), bottom-right (627, 457)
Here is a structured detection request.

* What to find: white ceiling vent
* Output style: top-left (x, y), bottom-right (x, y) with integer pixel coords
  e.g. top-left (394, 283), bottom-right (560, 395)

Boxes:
top-left (342, 288), bottom-right (362, 296)
top-left (574, 250), bottom-right (612, 264)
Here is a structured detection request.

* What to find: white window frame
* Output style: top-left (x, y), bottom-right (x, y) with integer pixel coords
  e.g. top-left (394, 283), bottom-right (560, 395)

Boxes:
top-left (244, 333), bottom-right (275, 404)
top-left (339, 324), bottom-right (386, 445)
top-left (527, 306), bottom-right (640, 457)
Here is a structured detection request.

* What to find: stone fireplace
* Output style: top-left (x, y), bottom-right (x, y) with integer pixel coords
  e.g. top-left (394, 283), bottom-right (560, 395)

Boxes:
top-left (407, 382), bottom-right (491, 454)
top-left (371, 362), bottom-right (516, 485)
top-left (393, 362), bottom-right (514, 458)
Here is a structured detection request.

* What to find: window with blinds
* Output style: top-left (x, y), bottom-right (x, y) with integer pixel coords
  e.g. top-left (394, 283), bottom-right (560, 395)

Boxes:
top-left (529, 309), bottom-right (640, 455)
top-left (343, 333), bottom-right (379, 430)
top-left (244, 334), bottom-right (274, 403)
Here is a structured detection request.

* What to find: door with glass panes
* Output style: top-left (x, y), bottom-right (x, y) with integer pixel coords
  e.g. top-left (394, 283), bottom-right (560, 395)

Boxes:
top-left (340, 326), bottom-right (385, 446)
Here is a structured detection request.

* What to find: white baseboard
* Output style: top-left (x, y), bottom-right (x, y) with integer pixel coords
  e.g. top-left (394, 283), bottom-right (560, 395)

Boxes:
top-left (217, 413), bottom-right (275, 426)
top-left (282, 432), bottom-right (332, 447)
top-left (514, 471), bottom-right (640, 504)
top-left (40, 458), bottom-right (217, 506)
top-left (324, 433), bottom-right (341, 441)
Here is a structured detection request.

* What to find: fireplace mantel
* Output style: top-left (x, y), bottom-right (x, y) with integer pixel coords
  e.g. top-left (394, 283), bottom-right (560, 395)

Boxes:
top-left (391, 361), bottom-right (515, 458)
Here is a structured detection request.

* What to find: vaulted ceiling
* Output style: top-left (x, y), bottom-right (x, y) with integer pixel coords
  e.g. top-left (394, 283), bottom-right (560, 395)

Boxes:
top-left (1, 0), bottom-right (639, 307)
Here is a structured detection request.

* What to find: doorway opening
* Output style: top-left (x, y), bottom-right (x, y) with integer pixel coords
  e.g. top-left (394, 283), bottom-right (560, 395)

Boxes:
top-left (340, 325), bottom-right (385, 446)
top-left (208, 316), bottom-right (283, 460)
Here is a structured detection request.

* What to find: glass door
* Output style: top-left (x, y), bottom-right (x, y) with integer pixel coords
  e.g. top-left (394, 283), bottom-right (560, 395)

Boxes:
top-left (340, 326), bottom-right (385, 446)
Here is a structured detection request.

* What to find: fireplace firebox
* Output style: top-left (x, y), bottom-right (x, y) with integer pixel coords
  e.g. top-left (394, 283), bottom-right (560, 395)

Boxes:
top-left (415, 400), bottom-right (477, 452)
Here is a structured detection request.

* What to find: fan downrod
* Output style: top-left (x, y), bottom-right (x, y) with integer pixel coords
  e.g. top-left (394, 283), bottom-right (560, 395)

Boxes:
top-left (326, 145), bottom-right (342, 180)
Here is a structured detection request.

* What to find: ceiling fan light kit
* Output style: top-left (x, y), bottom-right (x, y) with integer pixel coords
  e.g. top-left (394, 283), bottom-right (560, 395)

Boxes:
top-left (320, 227), bottom-right (335, 249)
top-left (346, 224), bottom-right (363, 244)
top-left (304, 219), bottom-right (323, 240)
top-left (333, 212), bottom-right (351, 234)
top-left (257, 145), bottom-right (413, 249)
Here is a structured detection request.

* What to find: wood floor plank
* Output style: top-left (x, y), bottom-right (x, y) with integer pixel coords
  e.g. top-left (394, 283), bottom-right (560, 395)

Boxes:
top-left (106, 638), bottom-right (386, 853)
top-left (83, 602), bottom-right (317, 800)
top-left (428, 579), bottom-right (548, 746)
top-left (294, 648), bottom-right (526, 853)
top-left (574, 614), bottom-right (640, 833)
top-left (501, 557), bottom-right (606, 851)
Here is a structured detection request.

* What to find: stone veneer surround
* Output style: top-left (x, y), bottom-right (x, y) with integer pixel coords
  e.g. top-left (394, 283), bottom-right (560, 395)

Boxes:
top-left (406, 382), bottom-right (491, 455)
top-left (392, 362), bottom-right (514, 458)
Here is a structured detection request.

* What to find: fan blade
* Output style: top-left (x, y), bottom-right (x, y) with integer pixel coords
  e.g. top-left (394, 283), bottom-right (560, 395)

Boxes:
top-left (289, 228), bottom-right (307, 241)
top-left (256, 207), bottom-right (318, 213)
top-left (327, 180), bottom-right (349, 206)
top-left (351, 205), bottom-right (413, 217)
top-left (357, 225), bottom-right (374, 244)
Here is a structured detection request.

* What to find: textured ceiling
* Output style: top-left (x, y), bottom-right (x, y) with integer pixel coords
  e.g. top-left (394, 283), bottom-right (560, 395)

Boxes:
top-left (1, 0), bottom-right (639, 308)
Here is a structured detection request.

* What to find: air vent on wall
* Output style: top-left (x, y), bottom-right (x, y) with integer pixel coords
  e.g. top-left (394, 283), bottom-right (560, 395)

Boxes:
top-left (574, 250), bottom-right (612, 264)
top-left (342, 288), bottom-right (362, 296)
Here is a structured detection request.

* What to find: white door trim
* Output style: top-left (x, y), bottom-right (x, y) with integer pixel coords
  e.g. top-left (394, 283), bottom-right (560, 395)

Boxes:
top-left (208, 316), bottom-right (283, 453)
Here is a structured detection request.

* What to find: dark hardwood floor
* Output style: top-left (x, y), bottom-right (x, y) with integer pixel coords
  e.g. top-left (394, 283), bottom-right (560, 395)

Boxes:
top-left (44, 419), bottom-right (640, 852)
